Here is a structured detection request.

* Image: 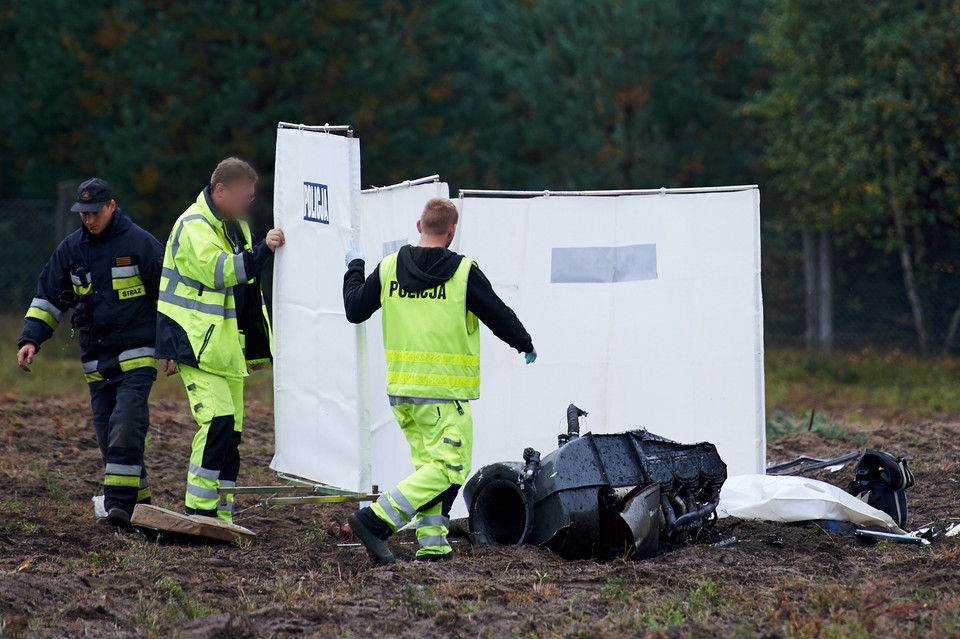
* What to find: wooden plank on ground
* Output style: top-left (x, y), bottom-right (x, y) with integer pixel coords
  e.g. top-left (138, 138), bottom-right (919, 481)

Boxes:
top-left (131, 505), bottom-right (256, 544)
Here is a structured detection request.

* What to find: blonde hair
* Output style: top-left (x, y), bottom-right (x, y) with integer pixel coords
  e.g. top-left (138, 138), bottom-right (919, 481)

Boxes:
top-left (210, 157), bottom-right (258, 189)
top-left (420, 197), bottom-right (459, 235)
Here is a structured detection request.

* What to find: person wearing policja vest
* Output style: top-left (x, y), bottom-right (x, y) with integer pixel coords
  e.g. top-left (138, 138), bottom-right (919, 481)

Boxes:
top-left (343, 197), bottom-right (537, 564)
top-left (155, 158), bottom-right (284, 523)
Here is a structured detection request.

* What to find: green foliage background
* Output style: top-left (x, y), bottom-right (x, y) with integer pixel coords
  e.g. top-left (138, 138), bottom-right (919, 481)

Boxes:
top-left (0, 0), bottom-right (765, 223)
top-left (1, 0), bottom-right (958, 352)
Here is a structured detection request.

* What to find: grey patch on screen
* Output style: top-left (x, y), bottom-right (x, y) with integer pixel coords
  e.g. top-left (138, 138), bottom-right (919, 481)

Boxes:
top-left (382, 238), bottom-right (409, 258)
top-left (550, 244), bottom-right (658, 283)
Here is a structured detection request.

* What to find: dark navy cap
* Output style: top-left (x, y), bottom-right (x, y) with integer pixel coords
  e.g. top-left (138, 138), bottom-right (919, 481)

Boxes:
top-left (71, 178), bottom-right (113, 213)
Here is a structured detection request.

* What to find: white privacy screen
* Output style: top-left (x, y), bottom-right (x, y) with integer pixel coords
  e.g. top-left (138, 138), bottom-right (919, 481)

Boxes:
top-left (271, 153), bottom-right (765, 518)
top-left (270, 127), bottom-right (362, 488)
top-left (455, 190), bottom-right (765, 493)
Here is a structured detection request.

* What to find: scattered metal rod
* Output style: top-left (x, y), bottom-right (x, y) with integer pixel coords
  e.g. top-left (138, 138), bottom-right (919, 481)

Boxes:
top-left (220, 485), bottom-right (373, 497)
top-left (712, 536), bottom-right (738, 547)
top-left (711, 534), bottom-right (784, 548)
top-left (766, 451), bottom-right (860, 475)
top-left (855, 529), bottom-right (930, 545)
top-left (217, 473), bottom-right (379, 514)
top-left (258, 495), bottom-right (377, 506)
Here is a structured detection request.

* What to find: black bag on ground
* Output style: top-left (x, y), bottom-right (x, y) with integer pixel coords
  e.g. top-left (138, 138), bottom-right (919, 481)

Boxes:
top-left (846, 450), bottom-right (915, 529)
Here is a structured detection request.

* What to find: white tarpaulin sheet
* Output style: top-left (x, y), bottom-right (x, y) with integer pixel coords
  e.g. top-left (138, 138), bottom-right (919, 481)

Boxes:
top-left (355, 179), bottom-right (450, 492)
top-left (455, 190), bottom-right (765, 489)
top-left (271, 169), bottom-right (765, 517)
top-left (718, 474), bottom-right (906, 533)
top-left (270, 127), bottom-right (362, 488)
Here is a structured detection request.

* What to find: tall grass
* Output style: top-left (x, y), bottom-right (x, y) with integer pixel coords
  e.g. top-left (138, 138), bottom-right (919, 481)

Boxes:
top-left (765, 348), bottom-right (960, 420)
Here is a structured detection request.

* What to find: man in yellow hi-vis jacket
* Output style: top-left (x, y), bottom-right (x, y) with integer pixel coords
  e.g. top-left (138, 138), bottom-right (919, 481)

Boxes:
top-left (343, 197), bottom-right (536, 563)
top-left (156, 157), bottom-right (284, 522)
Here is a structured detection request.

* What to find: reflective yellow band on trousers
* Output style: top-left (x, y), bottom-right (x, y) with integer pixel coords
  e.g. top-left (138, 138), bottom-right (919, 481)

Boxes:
top-left (120, 357), bottom-right (156, 372)
top-left (83, 347), bottom-right (155, 381)
top-left (104, 474), bottom-right (141, 487)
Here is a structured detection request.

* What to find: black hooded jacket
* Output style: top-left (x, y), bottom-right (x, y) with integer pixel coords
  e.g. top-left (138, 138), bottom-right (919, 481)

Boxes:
top-left (19, 208), bottom-right (163, 370)
top-left (343, 245), bottom-right (533, 354)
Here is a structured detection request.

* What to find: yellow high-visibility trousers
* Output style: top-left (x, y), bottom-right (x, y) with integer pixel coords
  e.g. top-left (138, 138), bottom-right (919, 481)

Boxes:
top-left (372, 400), bottom-right (473, 557)
top-left (178, 364), bottom-right (244, 522)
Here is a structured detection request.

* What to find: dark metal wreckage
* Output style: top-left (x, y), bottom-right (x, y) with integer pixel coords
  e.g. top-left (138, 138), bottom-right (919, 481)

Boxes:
top-left (464, 405), bottom-right (728, 560)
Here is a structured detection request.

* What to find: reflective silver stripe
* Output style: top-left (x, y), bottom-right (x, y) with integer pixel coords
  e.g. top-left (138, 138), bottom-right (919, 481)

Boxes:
top-left (105, 463), bottom-right (141, 476)
top-left (172, 214), bottom-right (214, 257)
top-left (219, 480), bottom-right (237, 488)
top-left (391, 489), bottom-right (417, 519)
top-left (30, 297), bottom-right (63, 321)
top-left (232, 253), bottom-right (247, 284)
top-left (82, 360), bottom-right (99, 374)
top-left (376, 494), bottom-right (406, 528)
top-left (188, 463), bottom-right (220, 480)
top-left (417, 535), bottom-right (449, 549)
top-left (388, 396), bottom-right (456, 406)
top-left (443, 438), bottom-right (462, 448)
top-left (417, 515), bottom-right (450, 529)
top-left (217, 501), bottom-right (233, 512)
top-left (70, 274), bottom-right (82, 286)
top-left (119, 346), bottom-right (155, 361)
top-left (159, 289), bottom-right (237, 319)
top-left (445, 464), bottom-right (464, 472)
top-left (214, 253), bottom-right (228, 289)
top-left (186, 484), bottom-right (219, 500)
top-left (161, 267), bottom-right (207, 292)
top-left (111, 265), bottom-right (140, 278)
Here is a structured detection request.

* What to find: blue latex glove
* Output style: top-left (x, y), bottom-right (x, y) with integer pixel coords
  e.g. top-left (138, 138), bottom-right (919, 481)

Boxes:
top-left (524, 348), bottom-right (537, 364)
top-left (345, 241), bottom-right (365, 267)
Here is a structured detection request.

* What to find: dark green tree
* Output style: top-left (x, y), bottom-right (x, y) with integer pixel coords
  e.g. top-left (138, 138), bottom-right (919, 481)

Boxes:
top-left (752, 0), bottom-right (960, 355)
top-left (465, 0), bottom-right (768, 189)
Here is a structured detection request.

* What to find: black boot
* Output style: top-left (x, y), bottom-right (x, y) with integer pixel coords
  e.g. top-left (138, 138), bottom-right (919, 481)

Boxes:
top-left (349, 508), bottom-right (396, 565)
top-left (415, 552), bottom-right (452, 563)
top-left (102, 507), bottom-right (130, 528)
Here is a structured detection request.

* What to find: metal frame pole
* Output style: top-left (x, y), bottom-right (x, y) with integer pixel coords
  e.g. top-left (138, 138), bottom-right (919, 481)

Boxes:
top-left (360, 174), bottom-right (441, 194)
top-left (218, 473), bottom-right (380, 514)
top-left (458, 185), bottom-right (759, 198)
top-left (277, 122), bottom-right (354, 137)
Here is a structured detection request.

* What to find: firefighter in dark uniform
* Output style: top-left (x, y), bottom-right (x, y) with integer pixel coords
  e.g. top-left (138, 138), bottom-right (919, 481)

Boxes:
top-left (16, 178), bottom-right (164, 527)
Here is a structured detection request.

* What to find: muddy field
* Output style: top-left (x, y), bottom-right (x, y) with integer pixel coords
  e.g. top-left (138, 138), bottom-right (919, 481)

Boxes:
top-left (1, 396), bottom-right (959, 638)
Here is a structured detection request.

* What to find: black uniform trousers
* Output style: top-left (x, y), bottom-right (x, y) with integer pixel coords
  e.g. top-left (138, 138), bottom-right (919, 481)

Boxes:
top-left (87, 367), bottom-right (156, 513)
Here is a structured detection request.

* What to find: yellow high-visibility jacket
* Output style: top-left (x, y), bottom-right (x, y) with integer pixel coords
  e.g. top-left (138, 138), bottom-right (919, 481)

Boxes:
top-left (379, 251), bottom-right (480, 399)
top-left (156, 189), bottom-right (272, 378)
